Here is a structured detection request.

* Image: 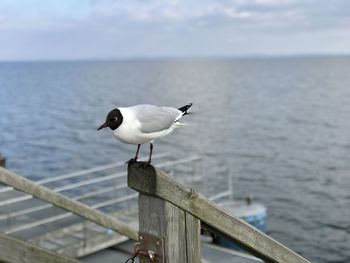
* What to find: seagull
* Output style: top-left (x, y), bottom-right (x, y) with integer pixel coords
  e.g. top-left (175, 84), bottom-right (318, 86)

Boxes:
top-left (97, 103), bottom-right (192, 164)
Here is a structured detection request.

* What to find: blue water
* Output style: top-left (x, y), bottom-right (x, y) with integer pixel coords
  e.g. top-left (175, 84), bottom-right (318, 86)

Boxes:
top-left (1, 57), bottom-right (350, 262)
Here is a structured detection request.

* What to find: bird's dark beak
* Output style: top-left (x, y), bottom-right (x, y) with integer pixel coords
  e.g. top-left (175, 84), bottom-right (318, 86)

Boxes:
top-left (97, 122), bottom-right (108, 130)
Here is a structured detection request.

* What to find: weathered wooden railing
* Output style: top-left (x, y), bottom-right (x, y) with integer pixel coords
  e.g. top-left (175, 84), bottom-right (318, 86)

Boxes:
top-left (0, 167), bottom-right (138, 241)
top-left (0, 163), bottom-right (311, 263)
top-left (128, 162), bottom-right (311, 263)
top-left (0, 166), bottom-right (138, 263)
top-left (0, 232), bottom-right (80, 263)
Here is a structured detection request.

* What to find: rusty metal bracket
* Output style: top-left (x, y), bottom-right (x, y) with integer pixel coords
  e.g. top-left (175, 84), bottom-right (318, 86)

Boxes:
top-left (136, 232), bottom-right (165, 263)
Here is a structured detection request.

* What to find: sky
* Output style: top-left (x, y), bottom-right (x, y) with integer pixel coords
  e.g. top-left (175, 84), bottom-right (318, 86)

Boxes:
top-left (0, 0), bottom-right (349, 60)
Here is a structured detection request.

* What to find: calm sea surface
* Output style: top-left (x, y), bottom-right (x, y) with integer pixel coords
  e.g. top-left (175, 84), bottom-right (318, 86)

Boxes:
top-left (1, 57), bottom-right (350, 262)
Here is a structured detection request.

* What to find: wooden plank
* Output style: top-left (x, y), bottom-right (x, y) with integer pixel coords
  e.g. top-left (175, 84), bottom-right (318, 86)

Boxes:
top-left (139, 194), bottom-right (187, 263)
top-left (0, 167), bottom-right (138, 241)
top-left (185, 212), bottom-right (201, 263)
top-left (128, 163), bottom-right (310, 263)
top-left (0, 232), bottom-right (80, 263)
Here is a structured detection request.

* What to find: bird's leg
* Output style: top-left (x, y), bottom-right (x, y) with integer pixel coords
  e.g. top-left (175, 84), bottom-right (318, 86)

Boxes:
top-left (147, 143), bottom-right (153, 165)
top-left (134, 144), bottom-right (141, 161)
top-left (127, 144), bottom-right (141, 164)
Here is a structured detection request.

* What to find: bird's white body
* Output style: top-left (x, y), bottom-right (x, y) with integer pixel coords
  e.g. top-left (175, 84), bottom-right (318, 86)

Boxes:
top-left (112, 105), bottom-right (184, 145)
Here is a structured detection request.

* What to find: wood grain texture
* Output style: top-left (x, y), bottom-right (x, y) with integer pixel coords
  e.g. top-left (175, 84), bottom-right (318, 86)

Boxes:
top-left (128, 163), bottom-right (310, 263)
top-left (0, 232), bottom-right (80, 263)
top-left (185, 212), bottom-right (201, 263)
top-left (0, 167), bottom-right (138, 241)
top-left (139, 194), bottom-right (187, 263)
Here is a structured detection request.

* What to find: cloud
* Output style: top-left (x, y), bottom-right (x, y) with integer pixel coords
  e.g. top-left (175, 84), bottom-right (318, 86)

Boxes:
top-left (83, 0), bottom-right (350, 32)
top-left (1, 0), bottom-right (348, 31)
top-left (0, 0), bottom-right (349, 60)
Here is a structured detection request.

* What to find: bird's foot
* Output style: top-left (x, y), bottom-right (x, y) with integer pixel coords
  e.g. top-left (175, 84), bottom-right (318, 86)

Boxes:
top-left (126, 159), bottom-right (153, 169)
top-left (129, 161), bottom-right (152, 169)
top-left (126, 158), bottom-right (138, 164)
top-left (141, 161), bottom-right (151, 168)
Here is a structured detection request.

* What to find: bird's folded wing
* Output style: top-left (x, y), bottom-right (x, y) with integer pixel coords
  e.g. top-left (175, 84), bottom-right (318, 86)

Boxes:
top-left (134, 105), bottom-right (182, 133)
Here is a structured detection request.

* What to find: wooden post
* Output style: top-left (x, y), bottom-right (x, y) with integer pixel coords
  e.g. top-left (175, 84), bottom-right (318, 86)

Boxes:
top-left (128, 164), bottom-right (201, 263)
top-left (128, 162), bottom-right (310, 263)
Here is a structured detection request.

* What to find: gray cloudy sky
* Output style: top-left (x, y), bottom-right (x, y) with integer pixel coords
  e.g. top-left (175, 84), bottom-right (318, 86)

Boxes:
top-left (0, 0), bottom-right (349, 60)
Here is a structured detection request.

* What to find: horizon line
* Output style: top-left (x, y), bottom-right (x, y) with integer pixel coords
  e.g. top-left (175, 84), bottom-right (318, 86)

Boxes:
top-left (1, 53), bottom-right (350, 63)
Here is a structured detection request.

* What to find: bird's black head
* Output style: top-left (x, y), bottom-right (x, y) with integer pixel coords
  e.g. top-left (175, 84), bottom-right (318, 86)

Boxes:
top-left (97, 108), bottom-right (123, 131)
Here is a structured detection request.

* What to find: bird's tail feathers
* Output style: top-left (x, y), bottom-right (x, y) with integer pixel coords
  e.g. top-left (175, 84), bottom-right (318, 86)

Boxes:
top-left (173, 122), bottom-right (187, 128)
top-left (178, 103), bottom-right (193, 115)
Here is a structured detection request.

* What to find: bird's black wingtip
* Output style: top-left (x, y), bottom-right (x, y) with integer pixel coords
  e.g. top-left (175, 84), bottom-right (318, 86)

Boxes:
top-left (178, 103), bottom-right (193, 115)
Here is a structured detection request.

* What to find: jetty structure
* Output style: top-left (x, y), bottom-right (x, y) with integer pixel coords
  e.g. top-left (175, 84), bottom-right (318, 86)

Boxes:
top-left (0, 155), bottom-right (310, 263)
